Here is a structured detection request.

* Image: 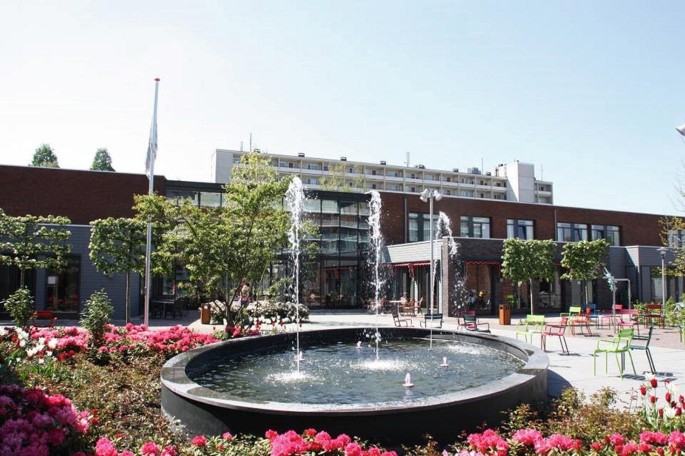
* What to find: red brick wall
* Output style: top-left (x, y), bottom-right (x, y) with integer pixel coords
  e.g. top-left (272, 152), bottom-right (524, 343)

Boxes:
top-left (379, 192), bottom-right (668, 247)
top-left (0, 165), bottom-right (165, 224)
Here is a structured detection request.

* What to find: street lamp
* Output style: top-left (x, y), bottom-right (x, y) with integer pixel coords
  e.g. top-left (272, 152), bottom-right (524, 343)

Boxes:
top-left (657, 246), bottom-right (668, 314)
top-left (420, 189), bottom-right (442, 318)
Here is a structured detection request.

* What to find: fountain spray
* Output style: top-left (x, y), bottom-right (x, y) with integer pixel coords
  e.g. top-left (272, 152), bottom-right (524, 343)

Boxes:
top-left (286, 177), bottom-right (305, 371)
top-left (367, 191), bottom-right (383, 360)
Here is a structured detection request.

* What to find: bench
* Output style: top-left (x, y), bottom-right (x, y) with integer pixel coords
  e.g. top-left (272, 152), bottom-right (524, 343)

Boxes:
top-left (420, 313), bottom-right (443, 328)
top-left (31, 310), bottom-right (57, 328)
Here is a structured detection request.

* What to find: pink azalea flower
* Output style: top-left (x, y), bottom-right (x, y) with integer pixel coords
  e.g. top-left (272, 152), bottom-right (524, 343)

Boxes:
top-left (190, 435), bottom-right (207, 447)
top-left (141, 440), bottom-right (161, 455)
top-left (95, 437), bottom-right (118, 456)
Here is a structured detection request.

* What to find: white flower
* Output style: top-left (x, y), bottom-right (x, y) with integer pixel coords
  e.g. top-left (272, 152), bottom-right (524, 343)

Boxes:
top-left (665, 406), bottom-right (677, 419)
top-left (47, 338), bottom-right (57, 350)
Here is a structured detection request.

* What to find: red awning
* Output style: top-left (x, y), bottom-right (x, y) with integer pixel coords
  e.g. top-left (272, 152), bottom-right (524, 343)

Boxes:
top-left (392, 262), bottom-right (430, 268)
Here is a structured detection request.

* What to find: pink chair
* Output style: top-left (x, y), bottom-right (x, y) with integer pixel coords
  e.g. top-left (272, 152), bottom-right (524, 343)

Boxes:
top-left (541, 317), bottom-right (569, 354)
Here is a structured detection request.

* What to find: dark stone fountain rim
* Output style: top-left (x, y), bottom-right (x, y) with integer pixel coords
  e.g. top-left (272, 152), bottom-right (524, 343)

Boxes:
top-left (161, 326), bottom-right (548, 416)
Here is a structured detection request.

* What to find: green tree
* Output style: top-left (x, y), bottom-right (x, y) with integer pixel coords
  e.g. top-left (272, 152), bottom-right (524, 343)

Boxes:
top-left (30, 143), bottom-right (60, 168)
top-left (89, 217), bottom-right (147, 323)
top-left (90, 147), bottom-right (115, 171)
top-left (560, 239), bottom-right (610, 306)
top-left (501, 238), bottom-right (556, 314)
top-left (134, 152), bottom-right (291, 312)
top-left (224, 151), bottom-right (290, 297)
top-left (0, 209), bottom-right (72, 288)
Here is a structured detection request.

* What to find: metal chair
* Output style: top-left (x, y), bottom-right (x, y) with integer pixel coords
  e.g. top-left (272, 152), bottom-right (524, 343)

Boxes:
top-left (629, 325), bottom-right (656, 374)
top-left (541, 316), bottom-right (569, 354)
top-left (593, 328), bottom-right (636, 378)
top-left (460, 314), bottom-right (490, 333)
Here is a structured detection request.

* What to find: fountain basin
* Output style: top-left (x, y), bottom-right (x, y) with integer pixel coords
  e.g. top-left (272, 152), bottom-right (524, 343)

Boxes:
top-left (161, 327), bottom-right (548, 445)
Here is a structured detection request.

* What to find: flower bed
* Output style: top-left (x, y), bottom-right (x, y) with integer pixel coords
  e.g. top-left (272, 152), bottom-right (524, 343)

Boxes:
top-left (2, 322), bottom-right (685, 455)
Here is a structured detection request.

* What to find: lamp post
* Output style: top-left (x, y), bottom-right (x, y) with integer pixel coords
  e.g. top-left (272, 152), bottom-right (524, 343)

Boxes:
top-left (420, 189), bottom-right (442, 318)
top-left (658, 246), bottom-right (668, 314)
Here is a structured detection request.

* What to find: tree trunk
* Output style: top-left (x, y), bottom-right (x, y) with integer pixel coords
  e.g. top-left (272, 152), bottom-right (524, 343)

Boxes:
top-left (125, 272), bottom-right (130, 324)
top-left (529, 279), bottom-right (535, 315)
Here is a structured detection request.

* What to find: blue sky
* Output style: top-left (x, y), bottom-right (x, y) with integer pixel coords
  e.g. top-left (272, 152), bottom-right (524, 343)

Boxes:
top-left (2, 1), bottom-right (685, 216)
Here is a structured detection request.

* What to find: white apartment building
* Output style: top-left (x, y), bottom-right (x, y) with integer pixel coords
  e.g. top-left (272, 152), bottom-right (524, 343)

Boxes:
top-left (212, 149), bottom-right (553, 204)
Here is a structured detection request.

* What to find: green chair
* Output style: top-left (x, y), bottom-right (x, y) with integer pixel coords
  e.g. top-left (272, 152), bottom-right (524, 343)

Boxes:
top-left (516, 315), bottom-right (545, 345)
top-left (593, 328), bottom-right (636, 378)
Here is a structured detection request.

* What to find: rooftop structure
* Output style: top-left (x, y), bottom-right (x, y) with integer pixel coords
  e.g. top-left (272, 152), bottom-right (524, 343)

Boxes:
top-left (212, 149), bottom-right (553, 204)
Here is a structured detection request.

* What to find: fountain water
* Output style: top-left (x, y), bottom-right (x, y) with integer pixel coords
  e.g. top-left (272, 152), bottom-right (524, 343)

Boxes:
top-left (435, 211), bottom-right (469, 316)
top-left (367, 190), bottom-right (383, 359)
top-left (160, 190), bottom-right (549, 445)
top-left (285, 176), bottom-right (305, 371)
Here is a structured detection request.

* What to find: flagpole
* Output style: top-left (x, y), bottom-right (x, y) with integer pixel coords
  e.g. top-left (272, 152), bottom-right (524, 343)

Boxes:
top-left (144, 78), bottom-right (159, 328)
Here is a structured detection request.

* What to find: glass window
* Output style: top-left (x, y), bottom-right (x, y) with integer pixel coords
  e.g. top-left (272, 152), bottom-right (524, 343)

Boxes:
top-left (46, 256), bottom-right (80, 312)
top-left (409, 212), bottom-right (437, 242)
top-left (200, 192), bottom-right (222, 208)
top-left (507, 220), bottom-right (534, 240)
top-left (460, 216), bottom-right (491, 238)
top-left (592, 224), bottom-right (621, 246)
top-left (167, 190), bottom-right (199, 206)
top-left (557, 222), bottom-right (587, 242)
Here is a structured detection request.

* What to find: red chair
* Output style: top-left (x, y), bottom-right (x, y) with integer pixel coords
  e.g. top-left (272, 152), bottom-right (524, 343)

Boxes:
top-left (643, 304), bottom-right (665, 328)
top-left (541, 317), bottom-right (569, 354)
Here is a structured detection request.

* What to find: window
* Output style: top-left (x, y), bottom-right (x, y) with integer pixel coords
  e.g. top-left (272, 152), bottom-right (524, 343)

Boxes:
top-left (557, 222), bottom-right (588, 242)
top-left (408, 213), bottom-right (437, 242)
top-left (591, 224), bottom-right (621, 246)
top-left (307, 163), bottom-right (320, 170)
top-left (507, 219), bottom-right (534, 239)
top-left (460, 216), bottom-right (491, 238)
top-left (199, 192), bottom-right (222, 208)
top-left (46, 256), bottom-right (80, 312)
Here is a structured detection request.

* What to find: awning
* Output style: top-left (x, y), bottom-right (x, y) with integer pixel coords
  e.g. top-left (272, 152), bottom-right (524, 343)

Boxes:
top-left (392, 262), bottom-right (430, 268)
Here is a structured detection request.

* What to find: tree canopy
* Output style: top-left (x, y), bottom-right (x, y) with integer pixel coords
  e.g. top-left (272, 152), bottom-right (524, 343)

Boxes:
top-left (501, 238), bottom-right (556, 314)
top-left (0, 209), bottom-right (72, 287)
top-left (134, 151), bottom-right (291, 303)
top-left (90, 148), bottom-right (115, 171)
top-left (30, 144), bottom-right (60, 168)
top-left (89, 217), bottom-right (148, 322)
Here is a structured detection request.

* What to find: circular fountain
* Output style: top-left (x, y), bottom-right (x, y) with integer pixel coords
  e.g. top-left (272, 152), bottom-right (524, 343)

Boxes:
top-left (161, 327), bottom-right (548, 445)
top-left (161, 183), bottom-right (547, 445)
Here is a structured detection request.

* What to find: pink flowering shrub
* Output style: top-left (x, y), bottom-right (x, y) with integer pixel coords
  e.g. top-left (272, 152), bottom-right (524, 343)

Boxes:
top-left (0, 383), bottom-right (92, 455)
top-left (450, 428), bottom-right (685, 456)
top-left (265, 428), bottom-right (397, 456)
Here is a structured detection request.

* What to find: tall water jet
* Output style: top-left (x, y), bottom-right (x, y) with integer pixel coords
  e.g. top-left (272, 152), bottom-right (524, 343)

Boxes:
top-left (286, 176), bottom-right (305, 370)
top-left (367, 190), bottom-right (383, 359)
top-left (436, 212), bottom-right (469, 316)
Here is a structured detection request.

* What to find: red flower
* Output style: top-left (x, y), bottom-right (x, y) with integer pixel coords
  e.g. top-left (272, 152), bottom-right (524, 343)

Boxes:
top-left (651, 377), bottom-right (658, 388)
top-left (640, 385), bottom-right (647, 396)
top-left (191, 435), bottom-right (207, 447)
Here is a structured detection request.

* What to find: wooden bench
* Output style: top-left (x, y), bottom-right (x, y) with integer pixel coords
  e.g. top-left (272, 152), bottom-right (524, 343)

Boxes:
top-left (420, 313), bottom-right (443, 328)
top-left (31, 310), bottom-right (57, 328)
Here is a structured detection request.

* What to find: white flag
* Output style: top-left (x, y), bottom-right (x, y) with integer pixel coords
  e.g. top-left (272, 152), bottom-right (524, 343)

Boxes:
top-left (145, 78), bottom-right (160, 177)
